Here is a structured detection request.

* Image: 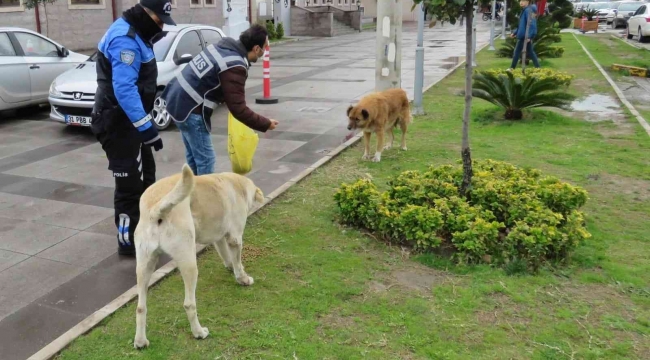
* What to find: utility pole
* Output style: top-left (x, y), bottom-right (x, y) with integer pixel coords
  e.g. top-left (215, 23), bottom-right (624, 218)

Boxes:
top-left (376, 0), bottom-right (402, 91)
top-left (472, 3), bottom-right (478, 67)
top-left (413, 2), bottom-right (425, 115)
top-left (502, 0), bottom-right (507, 39)
top-left (489, 0), bottom-right (496, 50)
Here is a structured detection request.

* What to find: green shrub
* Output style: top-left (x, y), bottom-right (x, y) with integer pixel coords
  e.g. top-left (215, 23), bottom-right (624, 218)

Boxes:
top-left (266, 21), bottom-right (277, 40)
top-left (334, 160), bottom-right (591, 272)
top-left (481, 68), bottom-right (574, 87)
top-left (276, 22), bottom-right (285, 40)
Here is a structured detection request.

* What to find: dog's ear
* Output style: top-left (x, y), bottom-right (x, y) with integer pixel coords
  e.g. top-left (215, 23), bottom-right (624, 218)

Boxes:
top-left (361, 109), bottom-right (369, 120)
top-left (346, 105), bottom-right (353, 116)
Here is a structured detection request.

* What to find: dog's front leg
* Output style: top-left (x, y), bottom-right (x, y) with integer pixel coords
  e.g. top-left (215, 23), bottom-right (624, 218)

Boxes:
top-left (227, 234), bottom-right (254, 286)
top-left (362, 131), bottom-right (372, 160)
top-left (373, 128), bottom-right (385, 162)
top-left (214, 240), bottom-right (233, 271)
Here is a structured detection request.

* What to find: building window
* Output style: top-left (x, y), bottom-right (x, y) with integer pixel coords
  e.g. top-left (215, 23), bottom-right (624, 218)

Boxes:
top-left (204, 0), bottom-right (215, 7)
top-left (0, 0), bottom-right (24, 13)
top-left (68, 0), bottom-right (106, 10)
top-left (190, 0), bottom-right (202, 8)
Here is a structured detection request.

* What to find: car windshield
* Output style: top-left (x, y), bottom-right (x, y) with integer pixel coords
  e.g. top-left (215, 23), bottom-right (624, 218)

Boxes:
top-left (83, 32), bottom-right (177, 63)
top-left (619, 2), bottom-right (641, 10)
top-left (153, 32), bottom-right (177, 62)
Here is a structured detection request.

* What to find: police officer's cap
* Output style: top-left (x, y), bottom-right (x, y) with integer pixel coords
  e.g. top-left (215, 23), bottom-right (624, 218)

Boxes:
top-left (140, 0), bottom-right (176, 26)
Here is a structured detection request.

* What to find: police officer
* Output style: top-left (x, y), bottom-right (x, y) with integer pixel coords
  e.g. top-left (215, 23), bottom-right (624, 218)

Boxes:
top-left (92, 0), bottom-right (175, 256)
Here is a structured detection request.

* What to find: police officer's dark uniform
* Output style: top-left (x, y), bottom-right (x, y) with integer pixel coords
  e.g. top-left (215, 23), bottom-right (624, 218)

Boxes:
top-left (92, 0), bottom-right (175, 256)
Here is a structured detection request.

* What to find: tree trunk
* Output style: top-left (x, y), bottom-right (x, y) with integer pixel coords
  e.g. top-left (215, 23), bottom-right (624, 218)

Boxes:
top-left (459, 1), bottom-right (474, 198)
top-left (43, 3), bottom-right (49, 37)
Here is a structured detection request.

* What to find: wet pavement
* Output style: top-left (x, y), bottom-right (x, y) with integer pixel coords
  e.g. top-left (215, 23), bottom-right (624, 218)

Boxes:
top-left (0, 22), bottom-right (492, 360)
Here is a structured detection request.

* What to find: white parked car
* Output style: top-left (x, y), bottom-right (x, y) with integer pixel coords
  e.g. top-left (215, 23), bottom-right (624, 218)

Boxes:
top-left (587, 2), bottom-right (616, 21)
top-left (48, 24), bottom-right (226, 130)
top-left (627, 3), bottom-right (650, 42)
top-left (605, 2), bottom-right (623, 25)
top-left (574, 0), bottom-right (598, 12)
top-left (609, 1), bottom-right (644, 29)
top-left (0, 28), bottom-right (87, 113)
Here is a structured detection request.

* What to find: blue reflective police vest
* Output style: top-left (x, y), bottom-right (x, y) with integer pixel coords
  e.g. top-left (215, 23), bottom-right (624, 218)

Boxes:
top-left (162, 44), bottom-right (248, 132)
top-left (94, 18), bottom-right (158, 136)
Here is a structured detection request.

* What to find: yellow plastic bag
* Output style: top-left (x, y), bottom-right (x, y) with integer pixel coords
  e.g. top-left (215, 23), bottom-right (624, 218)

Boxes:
top-left (227, 112), bottom-right (259, 175)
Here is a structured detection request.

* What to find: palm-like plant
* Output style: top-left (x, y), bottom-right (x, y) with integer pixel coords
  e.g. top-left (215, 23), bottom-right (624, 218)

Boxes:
top-left (578, 8), bottom-right (599, 21)
top-left (472, 71), bottom-right (575, 120)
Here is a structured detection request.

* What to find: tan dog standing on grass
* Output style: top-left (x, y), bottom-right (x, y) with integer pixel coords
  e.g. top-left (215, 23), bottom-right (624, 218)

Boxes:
top-left (347, 88), bottom-right (412, 162)
top-left (133, 164), bottom-right (264, 349)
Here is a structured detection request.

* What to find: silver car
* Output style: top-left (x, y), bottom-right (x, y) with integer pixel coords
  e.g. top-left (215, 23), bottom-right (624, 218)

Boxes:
top-left (0, 27), bottom-right (87, 113)
top-left (610, 1), bottom-right (644, 28)
top-left (49, 24), bottom-right (226, 130)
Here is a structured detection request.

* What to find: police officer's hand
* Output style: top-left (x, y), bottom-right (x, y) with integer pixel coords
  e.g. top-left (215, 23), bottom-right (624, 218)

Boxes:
top-left (150, 138), bottom-right (164, 152)
top-left (140, 120), bottom-right (163, 151)
top-left (268, 120), bottom-right (279, 130)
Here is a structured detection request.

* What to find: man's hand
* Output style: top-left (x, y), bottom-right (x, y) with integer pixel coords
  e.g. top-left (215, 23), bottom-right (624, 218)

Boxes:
top-left (268, 120), bottom-right (279, 130)
top-left (510, 33), bottom-right (516, 38)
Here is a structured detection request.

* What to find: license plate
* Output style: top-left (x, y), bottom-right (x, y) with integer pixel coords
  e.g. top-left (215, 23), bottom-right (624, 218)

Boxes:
top-left (65, 115), bottom-right (91, 126)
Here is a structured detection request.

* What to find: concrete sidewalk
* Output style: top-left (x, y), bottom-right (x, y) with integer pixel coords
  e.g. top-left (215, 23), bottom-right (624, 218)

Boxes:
top-left (0, 22), bottom-right (492, 360)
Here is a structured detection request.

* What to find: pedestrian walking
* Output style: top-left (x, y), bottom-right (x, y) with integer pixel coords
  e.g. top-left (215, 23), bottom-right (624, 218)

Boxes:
top-left (509, 0), bottom-right (540, 70)
top-left (91, 0), bottom-right (174, 256)
top-left (161, 24), bottom-right (278, 176)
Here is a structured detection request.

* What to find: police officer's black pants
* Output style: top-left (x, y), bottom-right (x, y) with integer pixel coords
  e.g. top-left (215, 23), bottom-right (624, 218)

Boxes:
top-left (97, 130), bottom-right (156, 252)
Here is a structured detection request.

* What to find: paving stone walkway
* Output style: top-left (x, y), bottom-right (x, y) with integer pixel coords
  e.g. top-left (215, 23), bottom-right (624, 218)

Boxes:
top-left (0, 22), bottom-right (492, 360)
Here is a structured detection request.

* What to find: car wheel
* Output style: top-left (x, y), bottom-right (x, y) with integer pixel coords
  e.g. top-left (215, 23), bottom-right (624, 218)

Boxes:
top-left (151, 91), bottom-right (172, 131)
top-left (639, 27), bottom-right (647, 43)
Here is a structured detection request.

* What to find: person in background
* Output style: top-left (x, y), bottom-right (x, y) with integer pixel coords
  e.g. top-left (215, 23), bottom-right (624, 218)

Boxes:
top-left (509, 0), bottom-right (540, 70)
top-left (92, 0), bottom-right (174, 256)
top-left (161, 24), bottom-right (279, 176)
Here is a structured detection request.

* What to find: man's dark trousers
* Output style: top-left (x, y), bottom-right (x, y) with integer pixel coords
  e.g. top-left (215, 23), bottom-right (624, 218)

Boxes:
top-left (511, 39), bottom-right (541, 69)
top-left (97, 127), bottom-right (155, 253)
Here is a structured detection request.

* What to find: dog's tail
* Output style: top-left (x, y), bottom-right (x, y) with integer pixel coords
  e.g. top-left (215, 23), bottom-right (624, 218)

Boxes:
top-left (255, 187), bottom-right (264, 203)
top-left (150, 164), bottom-right (195, 221)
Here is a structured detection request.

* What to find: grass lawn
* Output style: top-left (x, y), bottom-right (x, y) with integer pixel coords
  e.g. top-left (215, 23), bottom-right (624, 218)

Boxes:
top-left (57, 34), bottom-right (650, 359)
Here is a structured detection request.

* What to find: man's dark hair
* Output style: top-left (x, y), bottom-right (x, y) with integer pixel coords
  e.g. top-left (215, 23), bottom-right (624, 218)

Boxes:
top-left (240, 24), bottom-right (268, 51)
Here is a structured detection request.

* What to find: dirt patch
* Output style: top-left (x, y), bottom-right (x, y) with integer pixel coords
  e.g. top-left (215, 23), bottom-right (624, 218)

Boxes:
top-left (587, 173), bottom-right (650, 201)
top-left (317, 310), bottom-right (358, 330)
top-left (572, 78), bottom-right (601, 91)
top-left (367, 264), bottom-right (452, 295)
top-left (475, 292), bottom-right (530, 327)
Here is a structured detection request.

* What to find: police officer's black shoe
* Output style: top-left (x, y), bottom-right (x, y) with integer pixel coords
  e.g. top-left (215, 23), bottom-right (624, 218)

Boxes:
top-left (118, 245), bottom-right (136, 257)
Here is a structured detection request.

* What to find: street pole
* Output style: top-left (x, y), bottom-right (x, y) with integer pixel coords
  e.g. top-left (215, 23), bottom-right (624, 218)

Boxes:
top-left (502, 0), bottom-right (507, 39)
top-left (472, 4), bottom-right (478, 67)
top-left (489, 0), bottom-right (496, 50)
top-left (376, 0), bottom-right (403, 91)
top-left (413, 2), bottom-right (425, 115)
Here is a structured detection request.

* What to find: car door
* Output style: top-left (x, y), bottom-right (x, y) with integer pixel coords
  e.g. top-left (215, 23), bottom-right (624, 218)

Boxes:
top-left (13, 31), bottom-right (75, 102)
top-left (0, 31), bottom-right (31, 105)
top-left (173, 30), bottom-right (204, 65)
top-left (630, 5), bottom-right (646, 32)
top-left (200, 29), bottom-right (223, 47)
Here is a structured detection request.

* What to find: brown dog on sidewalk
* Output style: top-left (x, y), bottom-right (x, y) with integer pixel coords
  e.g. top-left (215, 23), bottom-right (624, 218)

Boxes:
top-left (346, 88), bottom-right (411, 162)
top-left (133, 164), bottom-right (264, 349)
